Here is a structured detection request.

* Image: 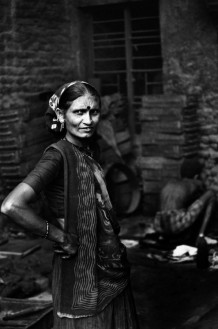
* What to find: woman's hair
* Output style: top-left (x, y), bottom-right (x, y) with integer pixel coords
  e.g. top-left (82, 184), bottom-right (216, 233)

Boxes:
top-left (45, 81), bottom-right (101, 138)
top-left (59, 81), bottom-right (101, 112)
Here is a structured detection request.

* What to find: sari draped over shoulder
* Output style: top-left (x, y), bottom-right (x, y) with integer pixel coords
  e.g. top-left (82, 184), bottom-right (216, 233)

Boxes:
top-left (47, 140), bottom-right (130, 319)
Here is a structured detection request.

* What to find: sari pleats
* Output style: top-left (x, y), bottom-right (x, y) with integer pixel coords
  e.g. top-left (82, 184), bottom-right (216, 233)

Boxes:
top-left (52, 255), bottom-right (140, 329)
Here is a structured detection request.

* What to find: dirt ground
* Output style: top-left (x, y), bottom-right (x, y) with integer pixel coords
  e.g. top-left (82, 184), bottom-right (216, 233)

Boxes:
top-left (129, 245), bottom-right (218, 329)
top-left (121, 215), bottom-right (218, 329)
top-left (1, 214), bottom-right (218, 329)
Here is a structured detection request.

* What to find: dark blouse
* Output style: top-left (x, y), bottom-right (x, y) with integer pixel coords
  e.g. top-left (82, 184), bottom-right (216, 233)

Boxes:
top-left (23, 149), bottom-right (65, 219)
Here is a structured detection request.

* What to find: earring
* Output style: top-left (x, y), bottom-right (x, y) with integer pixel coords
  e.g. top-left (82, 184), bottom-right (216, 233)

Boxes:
top-left (51, 118), bottom-right (58, 130)
top-left (60, 121), bottom-right (65, 132)
top-left (59, 117), bottom-right (65, 132)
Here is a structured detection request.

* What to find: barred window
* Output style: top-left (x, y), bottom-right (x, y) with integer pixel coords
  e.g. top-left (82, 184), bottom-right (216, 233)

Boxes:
top-left (91, 1), bottom-right (163, 109)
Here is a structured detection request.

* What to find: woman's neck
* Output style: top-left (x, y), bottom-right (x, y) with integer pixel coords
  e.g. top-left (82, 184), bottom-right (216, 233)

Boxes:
top-left (64, 133), bottom-right (89, 148)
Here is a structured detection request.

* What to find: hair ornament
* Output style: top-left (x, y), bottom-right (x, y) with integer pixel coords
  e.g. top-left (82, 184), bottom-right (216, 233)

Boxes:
top-left (49, 80), bottom-right (87, 113)
top-left (49, 94), bottom-right (59, 112)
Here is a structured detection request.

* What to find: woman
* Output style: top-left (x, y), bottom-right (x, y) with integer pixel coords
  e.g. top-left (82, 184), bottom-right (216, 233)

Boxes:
top-left (1, 81), bottom-right (139, 329)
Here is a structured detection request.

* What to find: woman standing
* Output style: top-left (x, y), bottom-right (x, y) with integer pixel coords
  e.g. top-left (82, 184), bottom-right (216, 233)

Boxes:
top-left (1, 81), bottom-right (139, 329)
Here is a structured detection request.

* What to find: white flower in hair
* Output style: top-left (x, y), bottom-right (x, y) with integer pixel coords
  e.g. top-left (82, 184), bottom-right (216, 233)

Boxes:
top-left (49, 94), bottom-right (59, 111)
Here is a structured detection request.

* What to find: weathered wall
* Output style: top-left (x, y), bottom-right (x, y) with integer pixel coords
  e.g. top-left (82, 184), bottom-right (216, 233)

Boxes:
top-left (0, 0), bottom-right (86, 195)
top-left (159, 0), bottom-right (218, 195)
top-left (1, 0), bottom-right (83, 103)
top-left (160, 0), bottom-right (218, 95)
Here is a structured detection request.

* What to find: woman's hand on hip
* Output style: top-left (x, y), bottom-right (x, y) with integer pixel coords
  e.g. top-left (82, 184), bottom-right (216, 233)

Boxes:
top-left (54, 232), bottom-right (78, 259)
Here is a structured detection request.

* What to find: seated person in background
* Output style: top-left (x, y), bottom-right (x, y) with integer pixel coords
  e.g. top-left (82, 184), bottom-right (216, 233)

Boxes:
top-left (153, 157), bottom-right (216, 242)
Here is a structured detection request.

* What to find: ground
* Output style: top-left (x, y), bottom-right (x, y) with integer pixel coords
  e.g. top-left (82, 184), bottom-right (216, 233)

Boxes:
top-left (1, 214), bottom-right (218, 328)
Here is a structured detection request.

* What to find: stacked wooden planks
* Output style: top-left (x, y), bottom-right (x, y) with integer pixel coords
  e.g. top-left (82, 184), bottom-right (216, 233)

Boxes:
top-left (139, 94), bottom-right (200, 214)
top-left (0, 92), bottom-right (54, 200)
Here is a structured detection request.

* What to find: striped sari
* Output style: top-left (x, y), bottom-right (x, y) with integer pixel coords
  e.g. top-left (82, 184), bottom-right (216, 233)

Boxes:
top-left (49, 140), bottom-right (139, 328)
top-left (53, 256), bottom-right (139, 329)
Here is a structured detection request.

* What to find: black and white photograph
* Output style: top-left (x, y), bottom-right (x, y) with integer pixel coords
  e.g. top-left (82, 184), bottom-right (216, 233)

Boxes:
top-left (1, 1), bottom-right (218, 328)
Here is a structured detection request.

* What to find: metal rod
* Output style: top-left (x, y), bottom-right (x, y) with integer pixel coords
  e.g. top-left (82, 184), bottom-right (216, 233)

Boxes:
top-left (124, 8), bottom-right (135, 142)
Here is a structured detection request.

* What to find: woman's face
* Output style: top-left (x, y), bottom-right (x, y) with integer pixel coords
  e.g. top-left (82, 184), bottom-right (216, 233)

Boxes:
top-left (64, 93), bottom-right (101, 144)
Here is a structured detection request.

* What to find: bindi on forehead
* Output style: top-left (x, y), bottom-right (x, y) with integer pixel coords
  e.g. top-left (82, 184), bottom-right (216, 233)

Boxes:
top-left (71, 95), bottom-right (99, 110)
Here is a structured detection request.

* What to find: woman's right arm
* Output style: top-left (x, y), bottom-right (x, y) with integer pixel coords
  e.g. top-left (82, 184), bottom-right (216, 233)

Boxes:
top-left (1, 183), bottom-right (78, 256)
top-left (1, 182), bottom-right (65, 243)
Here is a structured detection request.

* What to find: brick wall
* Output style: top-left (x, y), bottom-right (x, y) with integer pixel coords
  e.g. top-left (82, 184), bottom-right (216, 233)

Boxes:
top-left (0, 0), bottom-right (85, 196)
top-left (1, 0), bottom-right (84, 98)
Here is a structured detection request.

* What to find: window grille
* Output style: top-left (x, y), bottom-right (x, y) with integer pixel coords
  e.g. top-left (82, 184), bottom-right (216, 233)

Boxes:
top-left (92, 1), bottom-right (163, 108)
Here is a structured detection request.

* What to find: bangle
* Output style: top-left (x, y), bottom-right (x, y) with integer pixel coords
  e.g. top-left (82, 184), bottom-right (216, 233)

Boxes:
top-left (44, 220), bottom-right (49, 239)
